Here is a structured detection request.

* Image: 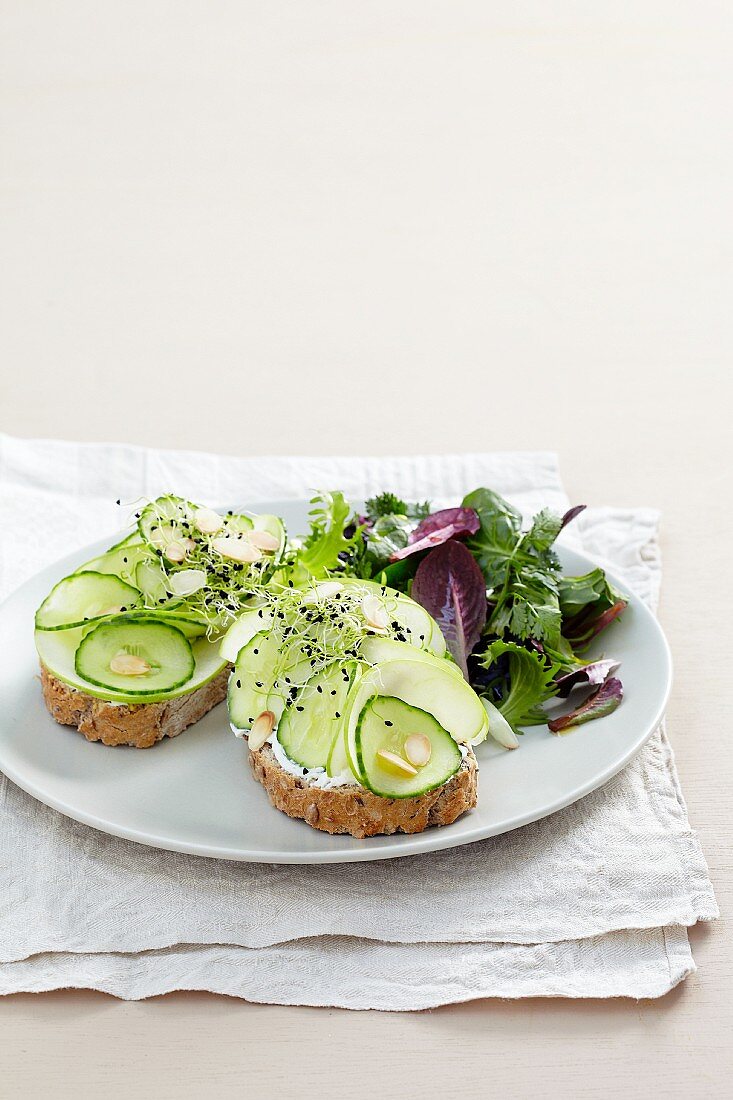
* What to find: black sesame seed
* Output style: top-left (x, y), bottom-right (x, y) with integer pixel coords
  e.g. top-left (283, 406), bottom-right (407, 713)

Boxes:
top-left (236, 679), bottom-right (241, 688)
top-left (335, 711), bottom-right (341, 719)
top-left (316, 685), bottom-right (323, 693)
top-left (255, 681), bottom-right (263, 688)
top-left (253, 648), bottom-right (259, 655)
top-left (385, 720), bottom-right (393, 727)
top-left (330, 689), bottom-right (337, 696)
top-left (296, 706), bottom-right (304, 712)
top-left (115, 499), bottom-right (121, 505)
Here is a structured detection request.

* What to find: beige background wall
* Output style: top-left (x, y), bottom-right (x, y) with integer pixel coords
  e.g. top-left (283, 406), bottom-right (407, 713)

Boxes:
top-left (1, 3), bottom-right (731, 1096)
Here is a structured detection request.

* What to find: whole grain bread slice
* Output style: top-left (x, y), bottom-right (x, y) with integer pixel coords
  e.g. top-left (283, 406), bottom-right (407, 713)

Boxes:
top-left (39, 663), bottom-right (229, 749)
top-left (249, 741), bottom-right (478, 838)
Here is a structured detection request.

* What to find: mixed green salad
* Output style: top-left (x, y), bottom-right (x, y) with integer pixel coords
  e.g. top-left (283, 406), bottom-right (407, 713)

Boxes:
top-left (34, 487), bottom-right (627, 799)
top-left (264, 488), bottom-right (628, 749)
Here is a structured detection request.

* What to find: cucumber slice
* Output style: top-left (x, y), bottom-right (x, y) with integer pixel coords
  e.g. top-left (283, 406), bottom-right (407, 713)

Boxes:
top-left (382, 588), bottom-right (444, 655)
top-left (103, 531), bottom-right (142, 553)
top-left (127, 610), bottom-right (208, 640)
top-left (227, 629), bottom-right (312, 729)
top-left (326, 727), bottom-right (351, 778)
top-left (325, 668), bottom-right (365, 778)
top-left (228, 631), bottom-right (282, 729)
top-left (36, 627), bottom-right (226, 704)
top-left (345, 658), bottom-right (488, 773)
top-left (74, 618), bottom-right (194, 696)
top-left (277, 661), bottom-right (357, 769)
top-left (79, 541), bottom-right (152, 585)
top-left (355, 695), bottom-right (461, 798)
top-left (138, 495), bottom-right (196, 551)
top-left (359, 636), bottom-right (462, 678)
top-left (360, 587), bottom-right (442, 653)
top-left (305, 578), bottom-right (442, 655)
top-left (35, 572), bottom-right (142, 631)
top-left (220, 607), bottom-right (274, 663)
top-left (135, 558), bottom-right (171, 605)
top-left (222, 512), bottom-right (253, 535)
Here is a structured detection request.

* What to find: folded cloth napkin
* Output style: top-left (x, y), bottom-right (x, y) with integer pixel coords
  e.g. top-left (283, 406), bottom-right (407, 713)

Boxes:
top-left (0, 435), bottom-right (717, 1007)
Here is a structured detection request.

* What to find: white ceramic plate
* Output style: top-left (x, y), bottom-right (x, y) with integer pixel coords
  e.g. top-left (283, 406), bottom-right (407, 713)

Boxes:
top-left (0, 499), bottom-right (671, 864)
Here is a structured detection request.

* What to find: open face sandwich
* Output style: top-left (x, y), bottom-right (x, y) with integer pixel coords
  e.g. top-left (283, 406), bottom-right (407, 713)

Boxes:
top-left (34, 487), bottom-right (627, 839)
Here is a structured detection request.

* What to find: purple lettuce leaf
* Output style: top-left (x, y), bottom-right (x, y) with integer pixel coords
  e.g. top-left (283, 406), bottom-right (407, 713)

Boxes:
top-left (554, 658), bottom-right (621, 698)
top-left (411, 541), bottom-right (487, 679)
top-left (389, 507), bottom-right (480, 562)
top-left (560, 504), bottom-right (587, 531)
top-left (563, 599), bottom-right (628, 648)
top-left (548, 676), bottom-right (623, 733)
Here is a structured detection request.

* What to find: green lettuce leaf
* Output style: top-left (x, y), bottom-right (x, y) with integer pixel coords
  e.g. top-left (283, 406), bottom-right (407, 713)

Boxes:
top-left (462, 488), bottom-right (523, 586)
top-left (559, 568), bottom-right (628, 648)
top-left (296, 492), bottom-right (364, 579)
top-left (480, 639), bottom-right (559, 732)
top-left (463, 488), bottom-right (565, 647)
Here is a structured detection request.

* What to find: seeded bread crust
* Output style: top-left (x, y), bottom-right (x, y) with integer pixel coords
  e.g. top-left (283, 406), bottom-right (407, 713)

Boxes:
top-left (39, 663), bottom-right (229, 748)
top-left (248, 742), bottom-right (478, 838)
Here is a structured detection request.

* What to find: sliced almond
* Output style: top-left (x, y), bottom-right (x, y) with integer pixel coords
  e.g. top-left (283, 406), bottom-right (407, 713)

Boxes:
top-left (376, 749), bottom-right (418, 778)
top-left (361, 593), bottom-right (389, 631)
top-left (194, 506), bottom-right (224, 534)
top-left (109, 652), bottom-right (151, 676)
top-left (168, 568), bottom-right (207, 597)
top-left (248, 710), bottom-right (275, 751)
top-left (302, 581), bottom-right (342, 605)
top-left (164, 539), bottom-right (189, 563)
top-left (246, 529), bottom-right (280, 553)
top-left (316, 581), bottom-right (342, 599)
top-left (404, 733), bottom-right (432, 768)
top-left (211, 536), bottom-right (262, 564)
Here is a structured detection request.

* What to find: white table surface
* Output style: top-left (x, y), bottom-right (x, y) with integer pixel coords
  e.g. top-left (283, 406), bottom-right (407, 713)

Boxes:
top-left (1, 3), bottom-right (731, 1096)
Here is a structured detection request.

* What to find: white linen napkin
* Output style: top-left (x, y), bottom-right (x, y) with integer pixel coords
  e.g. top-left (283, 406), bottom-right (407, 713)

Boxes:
top-left (0, 435), bottom-right (717, 1006)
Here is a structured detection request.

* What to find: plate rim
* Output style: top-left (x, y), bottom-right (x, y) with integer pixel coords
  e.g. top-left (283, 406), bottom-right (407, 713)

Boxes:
top-left (0, 509), bottom-right (673, 864)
